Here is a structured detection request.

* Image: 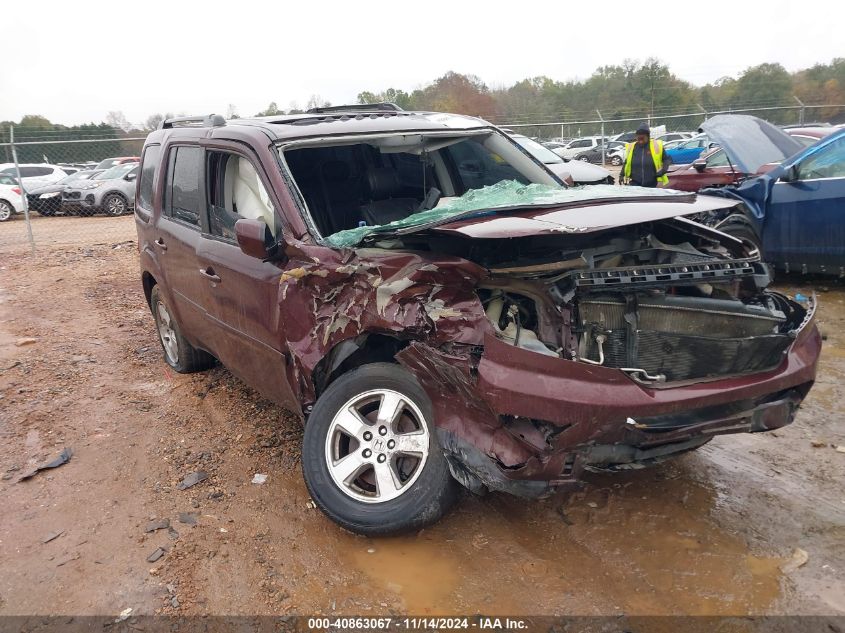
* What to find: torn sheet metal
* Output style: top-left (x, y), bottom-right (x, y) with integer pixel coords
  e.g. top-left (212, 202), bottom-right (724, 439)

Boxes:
top-left (278, 241), bottom-right (491, 406)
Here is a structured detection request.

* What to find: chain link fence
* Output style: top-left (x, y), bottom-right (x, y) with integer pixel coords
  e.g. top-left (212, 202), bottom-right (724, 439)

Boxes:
top-left (1, 100), bottom-right (842, 254)
top-left (501, 103), bottom-right (845, 142)
top-left (0, 129), bottom-right (146, 253)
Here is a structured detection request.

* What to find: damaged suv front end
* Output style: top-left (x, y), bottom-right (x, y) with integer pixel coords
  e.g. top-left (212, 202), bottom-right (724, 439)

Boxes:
top-left (274, 119), bottom-right (820, 524)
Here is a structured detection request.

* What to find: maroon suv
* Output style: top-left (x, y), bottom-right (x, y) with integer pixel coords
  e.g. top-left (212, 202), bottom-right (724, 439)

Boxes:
top-left (135, 108), bottom-right (820, 535)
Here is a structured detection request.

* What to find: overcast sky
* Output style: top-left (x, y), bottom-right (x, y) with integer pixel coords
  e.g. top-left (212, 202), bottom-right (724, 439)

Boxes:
top-left (2, 0), bottom-right (843, 126)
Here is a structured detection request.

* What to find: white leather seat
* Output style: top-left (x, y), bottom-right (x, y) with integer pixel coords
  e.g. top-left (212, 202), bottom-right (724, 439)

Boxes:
top-left (229, 157), bottom-right (276, 236)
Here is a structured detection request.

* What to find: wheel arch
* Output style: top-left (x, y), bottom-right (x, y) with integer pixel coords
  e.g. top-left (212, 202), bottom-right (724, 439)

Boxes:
top-left (715, 211), bottom-right (758, 235)
top-left (102, 190), bottom-right (129, 206)
top-left (142, 271), bottom-right (157, 309)
top-left (311, 333), bottom-right (410, 399)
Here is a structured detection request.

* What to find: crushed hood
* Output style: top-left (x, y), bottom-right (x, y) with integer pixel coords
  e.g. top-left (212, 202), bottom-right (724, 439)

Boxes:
top-left (325, 181), bottom-right (738, 247)
top-left (700, 115), bottom-right (804, 174)
top-left (430, 192), bottom-right (738, 239)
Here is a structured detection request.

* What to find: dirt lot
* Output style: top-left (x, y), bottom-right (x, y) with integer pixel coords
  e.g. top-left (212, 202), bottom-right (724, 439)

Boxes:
top-left (0, 215), bottom-right (844, 618)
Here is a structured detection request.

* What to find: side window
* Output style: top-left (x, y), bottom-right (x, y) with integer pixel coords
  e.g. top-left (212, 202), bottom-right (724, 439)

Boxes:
top-left (138, 144), bottom-right (161, 211)
top-left (165, 146), bottom-right (202, 226)
top-left (705, 150), bottom-right (730, 168)
top-left (796, 137), bottom-right (845, 180)
top-left (206, 151), bottom-right (276, 240)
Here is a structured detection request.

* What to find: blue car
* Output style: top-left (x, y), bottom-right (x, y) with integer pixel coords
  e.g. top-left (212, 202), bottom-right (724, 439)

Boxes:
top-left (701, 115), bottom-right (845, 275)
top-left (666, 134), bottom-right (716, 165)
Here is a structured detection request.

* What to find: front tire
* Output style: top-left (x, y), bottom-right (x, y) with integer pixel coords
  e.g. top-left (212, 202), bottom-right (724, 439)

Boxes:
top-left (150, 285), bottom-right (215, 373)
top-left (719, 222), bottom-right (762, 253)
top-left (611, 156), bottom-right (622, 166)
top-left (302, 363), bottom-right (457, 535)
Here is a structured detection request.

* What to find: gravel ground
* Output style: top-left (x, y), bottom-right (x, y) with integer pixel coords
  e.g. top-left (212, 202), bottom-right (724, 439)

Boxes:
top-left (0, 214), bottom-right (843, 618)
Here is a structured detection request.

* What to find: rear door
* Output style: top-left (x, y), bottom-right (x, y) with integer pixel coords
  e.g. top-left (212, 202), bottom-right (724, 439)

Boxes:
top-left (193, 147), bottom-right (296, 409)
top-left (763, 135), bottom-right (845, 272)
top-left (154, 145), bottom-right (216, 352)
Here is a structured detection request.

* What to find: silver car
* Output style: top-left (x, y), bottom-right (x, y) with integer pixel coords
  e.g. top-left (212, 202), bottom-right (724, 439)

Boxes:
top-left (62, 163), bottom-right (138, 216)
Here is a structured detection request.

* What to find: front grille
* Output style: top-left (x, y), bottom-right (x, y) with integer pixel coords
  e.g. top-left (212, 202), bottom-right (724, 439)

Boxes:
top-left (65, 191), bottom-right (81, 199)
top-left (579, 295), bottom-right (790, 381)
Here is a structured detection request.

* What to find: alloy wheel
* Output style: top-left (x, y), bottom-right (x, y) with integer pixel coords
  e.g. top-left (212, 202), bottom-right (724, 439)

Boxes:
top-left (0, 202), bottom-right (12, 222)
top-left (325, 389), bottom-right (430, 504)
top-left (106, 195), bottom-right (126, 216)
top-left (155, 301), bottom-right (179, 364)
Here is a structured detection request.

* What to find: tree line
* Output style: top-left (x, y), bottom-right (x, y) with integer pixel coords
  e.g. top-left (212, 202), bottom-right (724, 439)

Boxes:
top-left (354, 58), bottom-right (845, 128)
top-left (3, 57), bottom-right (843, 156)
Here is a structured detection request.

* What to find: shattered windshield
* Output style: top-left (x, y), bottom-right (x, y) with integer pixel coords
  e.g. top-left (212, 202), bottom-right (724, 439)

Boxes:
top-left (281, 129), bottom-right (688, 249)
top-left (323, 180), bottom-right (690, 247)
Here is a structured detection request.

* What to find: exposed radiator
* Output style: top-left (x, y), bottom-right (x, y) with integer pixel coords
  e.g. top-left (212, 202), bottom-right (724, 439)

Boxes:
top-left (578, 295), bottom-right (790, 381)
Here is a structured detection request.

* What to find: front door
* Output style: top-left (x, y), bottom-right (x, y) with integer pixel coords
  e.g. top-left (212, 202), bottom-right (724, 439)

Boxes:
top-left (194, 148), bottom-right (296, 409)
top-left (763, 135), bottom-right (845, 273)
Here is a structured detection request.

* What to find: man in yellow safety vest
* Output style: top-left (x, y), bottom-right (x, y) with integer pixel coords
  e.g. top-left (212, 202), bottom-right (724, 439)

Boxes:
top-left (622, 124), bottom-right (671, 187)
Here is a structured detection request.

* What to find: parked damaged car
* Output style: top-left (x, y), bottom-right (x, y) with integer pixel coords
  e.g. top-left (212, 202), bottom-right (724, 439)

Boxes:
top-left (666, 127), bottom-right (837, 193)
top-left (136, 109), bottom-right (821, 535)
top-left (695, 115), bottom-right (845, 275)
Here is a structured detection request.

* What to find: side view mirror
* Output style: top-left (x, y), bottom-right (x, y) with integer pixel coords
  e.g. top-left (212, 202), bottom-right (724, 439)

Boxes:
top-left (235, 218), bottom-right (273, 259)
top-left (780, 164), bottom-right (799, 183)
top-left (692, 159), bottom-right (707, 173)
top-left (125, 173), bottom-right (137, 181)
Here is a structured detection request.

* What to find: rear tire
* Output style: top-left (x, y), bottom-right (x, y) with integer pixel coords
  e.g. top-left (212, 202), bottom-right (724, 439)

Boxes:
top-left (103, 193), bottom-right (128, 217)
top-left (150, 285), bottom-right (215, 373)
top-left (302, 363), bottom-right (458, 535)
top-left (0, 200), bottom-right (13, 222)
top-left (611, 156), bottom-right (622, 166)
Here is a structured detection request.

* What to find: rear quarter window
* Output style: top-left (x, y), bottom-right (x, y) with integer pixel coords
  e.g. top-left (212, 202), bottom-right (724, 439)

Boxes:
top-left (137, 145), bottom-right (161, 212)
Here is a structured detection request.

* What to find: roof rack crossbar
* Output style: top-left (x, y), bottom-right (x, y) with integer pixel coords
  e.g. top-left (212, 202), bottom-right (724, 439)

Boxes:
top-left (305, 102), bottom-right (404, 114)
top-left (160, 114), bottom-right (227, 129)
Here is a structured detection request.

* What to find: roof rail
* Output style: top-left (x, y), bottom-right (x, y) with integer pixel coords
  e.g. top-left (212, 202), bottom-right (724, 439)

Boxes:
top-left (305, 102), bottom-right (404, 114)
top-left (159, 114), bottom-right (227, 129)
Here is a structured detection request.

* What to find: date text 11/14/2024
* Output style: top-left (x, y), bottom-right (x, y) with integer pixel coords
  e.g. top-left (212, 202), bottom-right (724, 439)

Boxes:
top-left (307, 617), bottom-right (529, 630)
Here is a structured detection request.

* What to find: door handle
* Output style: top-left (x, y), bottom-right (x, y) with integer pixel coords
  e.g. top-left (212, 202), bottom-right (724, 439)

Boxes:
top-left (154, 238), bottom-right (167, 251)
top-left (199, 267), bottom-right (221, 283)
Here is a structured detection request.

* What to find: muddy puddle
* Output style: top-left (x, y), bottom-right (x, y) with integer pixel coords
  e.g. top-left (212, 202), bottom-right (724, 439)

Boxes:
top-left (328, 463), bottom-right (785, 616)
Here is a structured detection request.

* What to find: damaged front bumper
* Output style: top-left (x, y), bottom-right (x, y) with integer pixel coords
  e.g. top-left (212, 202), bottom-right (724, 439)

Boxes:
top-left (398, 296), bottom-right (820, 498)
